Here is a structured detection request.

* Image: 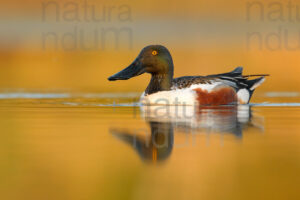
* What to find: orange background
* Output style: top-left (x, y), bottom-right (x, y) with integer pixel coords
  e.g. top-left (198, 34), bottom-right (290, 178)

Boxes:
top-left (0, 0), bottom-right (298, 92)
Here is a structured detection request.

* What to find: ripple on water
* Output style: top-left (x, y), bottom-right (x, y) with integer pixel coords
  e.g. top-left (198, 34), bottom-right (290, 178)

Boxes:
top-left (0, 92), bottom-right (299, 107)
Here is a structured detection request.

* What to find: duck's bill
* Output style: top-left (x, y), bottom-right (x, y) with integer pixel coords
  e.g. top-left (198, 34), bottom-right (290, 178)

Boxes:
top-left (108, 60), bottom-right (145, 81)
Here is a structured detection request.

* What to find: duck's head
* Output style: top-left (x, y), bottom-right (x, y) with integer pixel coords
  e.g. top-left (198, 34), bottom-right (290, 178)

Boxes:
top-left (108, 45), bottom-right (174, 81)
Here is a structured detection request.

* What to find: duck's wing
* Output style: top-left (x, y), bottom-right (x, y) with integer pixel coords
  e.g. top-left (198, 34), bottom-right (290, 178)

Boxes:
top-left (205, 67), bottom-right (268, 89)
top-left (172, 67), bottom-right (268, 90)
top-left (172, 67), bottom-right (269, 103)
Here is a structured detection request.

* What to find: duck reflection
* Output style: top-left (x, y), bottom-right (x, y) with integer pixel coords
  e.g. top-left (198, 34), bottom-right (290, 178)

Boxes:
top-left (111, 121), bottom-right (173, 163)
top-left (110, 105), bottom-right (263, 162)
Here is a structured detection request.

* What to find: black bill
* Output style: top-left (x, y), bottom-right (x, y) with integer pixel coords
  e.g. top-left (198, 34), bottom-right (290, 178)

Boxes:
top-left (108, 59), bottom-right (145, 81)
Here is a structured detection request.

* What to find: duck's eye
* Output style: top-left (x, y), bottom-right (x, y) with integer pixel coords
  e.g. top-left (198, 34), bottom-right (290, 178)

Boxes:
top-left (152, 50), bottom-right (158, 56)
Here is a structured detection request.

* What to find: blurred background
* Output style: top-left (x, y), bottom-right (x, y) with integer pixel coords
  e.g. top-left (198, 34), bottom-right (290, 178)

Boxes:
top-left (0, 0), bottom-right (299, 93)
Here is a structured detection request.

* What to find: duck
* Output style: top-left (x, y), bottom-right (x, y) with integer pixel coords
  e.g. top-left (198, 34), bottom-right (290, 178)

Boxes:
top-left (108, 45), bottom-right (269, 106)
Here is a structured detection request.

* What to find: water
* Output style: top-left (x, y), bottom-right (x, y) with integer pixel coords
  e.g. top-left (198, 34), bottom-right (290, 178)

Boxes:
top-left (0, 92), bottom-right (299, 200)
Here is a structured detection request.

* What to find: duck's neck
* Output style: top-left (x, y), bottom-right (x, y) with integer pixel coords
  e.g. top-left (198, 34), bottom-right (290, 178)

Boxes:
top-left (145, 73), bottom-right (173, 95)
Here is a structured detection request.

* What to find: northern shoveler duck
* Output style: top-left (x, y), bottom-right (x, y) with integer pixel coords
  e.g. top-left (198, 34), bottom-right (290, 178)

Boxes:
top-left (108, 45), bottom-right (269, 106)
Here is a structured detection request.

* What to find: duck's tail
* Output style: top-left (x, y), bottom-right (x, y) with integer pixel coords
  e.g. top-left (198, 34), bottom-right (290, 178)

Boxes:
top-left (235, 67), bottom-right (269, 104)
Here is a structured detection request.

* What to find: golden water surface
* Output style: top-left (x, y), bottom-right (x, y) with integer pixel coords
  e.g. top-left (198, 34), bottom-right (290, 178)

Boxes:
top-left (0, 93), bottom-right (299, 200)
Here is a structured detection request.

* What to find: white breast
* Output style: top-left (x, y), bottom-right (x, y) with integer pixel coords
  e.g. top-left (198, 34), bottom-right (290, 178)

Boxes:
top-left (140, 88), bottom-right (196, 106)
top-left (140, 82), bottom-right (222, 106)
